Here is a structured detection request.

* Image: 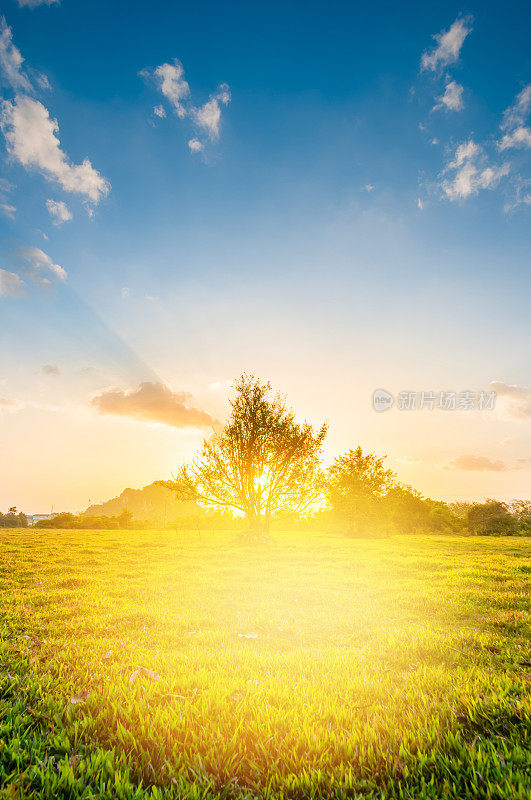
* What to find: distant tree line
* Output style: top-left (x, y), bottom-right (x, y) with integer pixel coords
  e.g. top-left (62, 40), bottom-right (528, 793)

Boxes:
top-left (0, 507), bottom-right (27, 527)
top-left (289, 494), bottom-right (530, 537)
top-left (319, 448), bottom-right (530, 536)
top-left (33, 509), bottom-right (243, 531)
top-left (13, 498), bottom-right (531, 536)
top-left (459, 500), bottom-right (531, 537)
top-left (34, 510), bottom-right (138, 529)
top-left (161, 374), bottom-right (530, 539)
top-left (8, 374), bottom-right (531, 538)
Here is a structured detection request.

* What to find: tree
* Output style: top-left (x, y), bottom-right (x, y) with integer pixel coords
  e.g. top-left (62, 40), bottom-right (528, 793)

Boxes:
top-left (448, 501), bottom-right (474, 520)
top-left (118, 510), bottom-right (133, 529)
top-left (425, 499), bottom-right (462, 533)
top-left (326, 447), bottom-right (395, 536)
top-left (0, 509), bottom-right (27, 528)
top-left (161, 374), bottom-right (327, 539)
top-left (384, 484), bottom-right (429, 534)
top-left (467, 501), bottom-right (518, 536)
top-left (385, 486), bottom-right (461, 534)
top-left (509, 500), bottom-right (531, 534)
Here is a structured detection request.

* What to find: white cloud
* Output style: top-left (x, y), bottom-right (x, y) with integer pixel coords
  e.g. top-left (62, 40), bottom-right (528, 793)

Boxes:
top-left (488, 381), bottom-right (531, 420)
top-left (142, 59), bottom-right (231, 150)
top-left (0, 268), bottom-right (25, 296)
top-left (12, 245), bottom-right (66, 284)
top-left (41, 363), bottom-right (60, 376)
top-left (46, 198), bottom-right (72, 224)
top-left (448, 140), bottom-right (479, 168)
top-left (192, 84), bottom-right (231, 139)
top-left (500, 85), bottom-right (531, 131)
top-left (0, 19), bottom-right (52, 97)
top-left (0, 17), bottom-right (32, 92)
top-left (498, 85), bottom-right (531, 151)
top-left (434, 80), bottom-right (464, 112)
top-left (17, 0), bottom-right (60, 7)
top-left (121, 287), bottom-right (130, 299)
top-left (0, 95), bottom-right (110, 204)
top-left (441, 140), bottom-right (509, 201)
top-left (35, 72), bottom-right (51, 91)
top-left (0, 202), bottom-right (16, 219)
top-left (187, 137), bottom-right (203, 153)
top-left (499, 127), bottom-right (531, 151)
top-left (429, 83), bottom-right (529, 209)
top-left (503, 177), bottom-right (531, 213)
top-left (153, 60), bottom-right (190, 118)
top-left (421, 16), bottom-right (473, 72)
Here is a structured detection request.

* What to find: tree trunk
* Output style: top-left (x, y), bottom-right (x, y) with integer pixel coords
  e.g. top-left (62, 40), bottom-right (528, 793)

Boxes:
top-left (239, 512), bottom-right (272, 543)
top-left (346, 516), bottom-right (364, 538)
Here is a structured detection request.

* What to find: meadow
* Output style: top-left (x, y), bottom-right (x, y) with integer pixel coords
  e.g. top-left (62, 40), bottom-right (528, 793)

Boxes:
top-left (0, 528), bottom-right (529, 799)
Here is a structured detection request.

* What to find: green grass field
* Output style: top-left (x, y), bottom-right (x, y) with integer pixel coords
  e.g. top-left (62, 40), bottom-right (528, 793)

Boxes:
top-left (0, 529), bottom-right (529, 799)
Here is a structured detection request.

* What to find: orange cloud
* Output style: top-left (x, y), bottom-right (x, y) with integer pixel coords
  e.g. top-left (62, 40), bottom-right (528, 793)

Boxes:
top-left (91, 381), bottom-right (218, 430)
top-left (0, 396), bottom-right (22, 412)
top-left (446, 455), bottom-right (511, 472)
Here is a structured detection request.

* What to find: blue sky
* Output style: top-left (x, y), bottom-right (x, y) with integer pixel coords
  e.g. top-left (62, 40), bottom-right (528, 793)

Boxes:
top-left (0, 0), bottom-right (530, 511)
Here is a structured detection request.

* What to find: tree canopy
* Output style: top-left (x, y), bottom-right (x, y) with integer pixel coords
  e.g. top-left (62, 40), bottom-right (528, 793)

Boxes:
top-left (161, 374), bottom-right (327, 537)
top-left (0, 508), bottom-right (27, 528)
top-left (467, 501), bottom-right (518, 536)
top-left (325, 447), bottom-right (396, 535)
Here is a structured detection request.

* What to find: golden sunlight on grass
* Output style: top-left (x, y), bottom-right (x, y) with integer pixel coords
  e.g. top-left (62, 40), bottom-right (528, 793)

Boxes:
top-left (0, 528), bottom-right (529, 799)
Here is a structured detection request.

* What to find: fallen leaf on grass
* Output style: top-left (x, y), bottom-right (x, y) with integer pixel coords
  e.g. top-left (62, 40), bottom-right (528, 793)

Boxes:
top-left (129, 668), bottom-right (161, 688)
top-left (238, 632), bottom-right (258, 639)
top-left (70, 689), bottom-right (90, 705)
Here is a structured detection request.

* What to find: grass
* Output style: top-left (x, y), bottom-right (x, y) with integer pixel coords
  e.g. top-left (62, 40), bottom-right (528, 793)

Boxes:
top-left (0, 528), bottom-right (529, 799)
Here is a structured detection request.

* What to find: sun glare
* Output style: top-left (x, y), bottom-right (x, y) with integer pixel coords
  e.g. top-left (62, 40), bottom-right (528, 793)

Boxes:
top-left (0, 3), bottom-right (529, 799)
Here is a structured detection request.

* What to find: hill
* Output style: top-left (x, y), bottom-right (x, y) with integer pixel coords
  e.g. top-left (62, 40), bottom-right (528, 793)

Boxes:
top-left (83, 481), bottom-right (197, 522)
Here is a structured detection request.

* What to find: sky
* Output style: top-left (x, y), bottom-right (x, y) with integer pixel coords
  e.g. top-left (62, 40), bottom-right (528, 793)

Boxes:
top-left (0, 0), bottom-right (530, 513)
